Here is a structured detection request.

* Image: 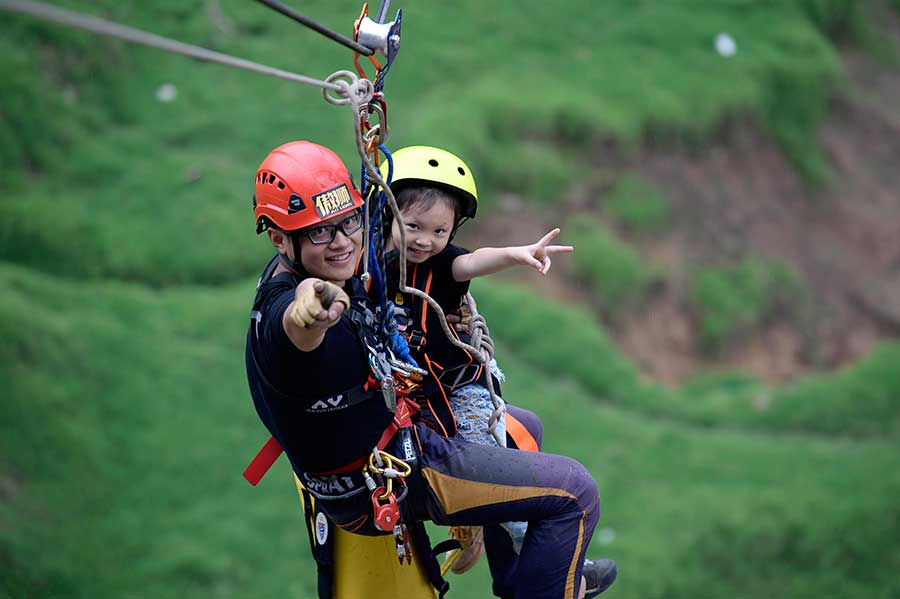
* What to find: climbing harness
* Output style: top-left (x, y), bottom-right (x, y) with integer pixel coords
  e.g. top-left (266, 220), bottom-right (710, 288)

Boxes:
top-left (348, 119), bottom-right (506, 449)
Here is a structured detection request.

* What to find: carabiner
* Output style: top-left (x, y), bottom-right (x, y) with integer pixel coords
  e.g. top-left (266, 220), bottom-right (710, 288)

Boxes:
top-left (362, 99), bottom-right (389, 149)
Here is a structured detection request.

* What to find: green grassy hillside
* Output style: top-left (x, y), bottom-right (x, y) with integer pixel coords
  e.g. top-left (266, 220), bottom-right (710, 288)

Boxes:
top-left (3, 265), bottom-right (899, 598)
top-left (2, 1), bottom-right (899, 598)
top-left (1, 0), bottom-right (870, 285)
top-left (473, 279), bottom-right (900, 439)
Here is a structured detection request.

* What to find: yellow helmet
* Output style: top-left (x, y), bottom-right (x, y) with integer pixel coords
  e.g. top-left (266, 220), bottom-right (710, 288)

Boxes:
top-left (382, 146), bottom-right (478, 218)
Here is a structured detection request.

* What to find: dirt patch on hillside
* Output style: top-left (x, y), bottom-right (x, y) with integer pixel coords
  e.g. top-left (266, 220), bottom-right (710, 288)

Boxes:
top-left (460, 43), bottom-right (900, 386)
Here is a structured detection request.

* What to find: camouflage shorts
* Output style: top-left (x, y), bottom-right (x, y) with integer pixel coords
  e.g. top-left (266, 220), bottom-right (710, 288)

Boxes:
top-left (448, 359), bottom-right (506, 446)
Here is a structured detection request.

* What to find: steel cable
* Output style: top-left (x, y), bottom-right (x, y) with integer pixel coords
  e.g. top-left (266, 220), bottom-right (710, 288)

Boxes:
top-left (253, 0), bottom-right (374, 56)
top-left (0, 0), bottom-right (346, 92)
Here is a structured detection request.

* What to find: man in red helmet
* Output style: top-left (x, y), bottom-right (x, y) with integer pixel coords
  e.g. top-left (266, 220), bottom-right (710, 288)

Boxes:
top-left (245, 141), bottom-right (614, 599)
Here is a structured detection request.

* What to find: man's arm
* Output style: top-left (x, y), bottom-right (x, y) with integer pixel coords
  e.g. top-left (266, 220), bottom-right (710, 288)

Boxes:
top-left (282, 279), bottom-right (350, 352)
top-left (451, 228), bottom-right (574, 282)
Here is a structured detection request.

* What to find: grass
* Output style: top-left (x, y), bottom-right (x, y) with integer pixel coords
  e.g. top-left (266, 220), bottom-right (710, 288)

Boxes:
top-left (4, 263), bottom-right (900, 599)
top-left (566, 216), bottom-right (659, 314)
top-left (1, 262), bottom-right (312, 598)
top-left (0, 2), bottom-right (873, 272)
top-left (3, 1), bottom-right (899, 597)
top-left (472, 278), bottom-right (900, 440)
top-left (690, 258), bottom-right (807, 352)
top-left (602, 175), bottom-right (670, 234)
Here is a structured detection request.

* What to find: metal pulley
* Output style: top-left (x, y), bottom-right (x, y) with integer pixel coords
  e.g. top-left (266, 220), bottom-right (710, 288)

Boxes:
top-left (355, 2), bottom-right (402, 65)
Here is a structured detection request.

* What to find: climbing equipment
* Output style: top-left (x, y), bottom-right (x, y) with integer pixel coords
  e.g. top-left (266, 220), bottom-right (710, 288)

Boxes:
top-left (2, 0), bottom-right (505, 593)
top-left (253, 140), bottom-right (368, 279)
top-left (353, 2), bottom-right (402, 93)
top-left (363, 449), bottom-right (413, 561)
top-left (383, 145), bottom-right (505, 446)
top-left (0, 0), bottom-right (366, 94)
top-left (253, 0), bottom-right (375, 55)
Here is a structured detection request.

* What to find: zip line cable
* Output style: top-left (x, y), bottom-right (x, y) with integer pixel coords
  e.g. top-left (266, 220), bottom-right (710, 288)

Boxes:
top-left (0, 0), bottom-right (347, 93)
top-left (253, 0), bottom-right (374, 56)
top-left (3, 0), bottom-right (506, 445)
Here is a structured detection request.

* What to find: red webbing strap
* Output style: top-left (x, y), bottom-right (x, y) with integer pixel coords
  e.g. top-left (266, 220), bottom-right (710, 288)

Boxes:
top-left (243, 394), bottom-right (420, 484)
top-left (243, 435), bottom-right (284, 486)
top-left (314, 394), bottom-right (418, 475)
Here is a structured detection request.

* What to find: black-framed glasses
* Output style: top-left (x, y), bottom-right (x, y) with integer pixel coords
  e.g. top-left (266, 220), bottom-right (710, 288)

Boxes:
top-left (301, 210), bottom-right (363, 245)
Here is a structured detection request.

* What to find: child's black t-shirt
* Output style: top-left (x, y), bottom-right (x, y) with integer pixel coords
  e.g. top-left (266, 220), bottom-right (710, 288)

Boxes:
top-left (386, 244), bottom-right (475, 379)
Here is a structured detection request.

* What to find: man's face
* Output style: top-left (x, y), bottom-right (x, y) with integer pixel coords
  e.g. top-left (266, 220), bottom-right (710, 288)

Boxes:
top-left (289, 211), bottom-right (363, 284)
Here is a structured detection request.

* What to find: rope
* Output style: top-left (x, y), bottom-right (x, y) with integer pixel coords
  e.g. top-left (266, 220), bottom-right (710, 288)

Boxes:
top-left (253, 0), bottom-right (375, 56)
top-left (342, 88), bottom-right (506, 445)
top-left (464, 295), bottom-right (506, 446)
top-left (0, 0), bottom-right (347, 93)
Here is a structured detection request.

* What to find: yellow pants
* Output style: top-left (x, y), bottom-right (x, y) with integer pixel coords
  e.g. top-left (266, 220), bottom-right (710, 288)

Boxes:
top-left (295, 476), bottom-right (437, 599)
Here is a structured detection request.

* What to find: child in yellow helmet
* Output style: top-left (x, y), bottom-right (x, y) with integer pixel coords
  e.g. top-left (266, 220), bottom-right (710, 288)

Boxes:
top-left (382, 145), bottom-right (573, 568)
top-left (383, 146), bottom-right (573, 448)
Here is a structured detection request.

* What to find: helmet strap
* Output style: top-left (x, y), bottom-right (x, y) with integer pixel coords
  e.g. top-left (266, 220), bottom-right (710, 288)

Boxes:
top-left (448, 216), bottom-right (470, 243)
top-left (275, 231), bottom-right (312, 280)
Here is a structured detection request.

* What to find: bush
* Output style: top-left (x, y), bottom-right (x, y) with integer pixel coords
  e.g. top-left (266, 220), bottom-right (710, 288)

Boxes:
top-left (0, 13), bottom-right (136, 188)
top-left (567, 216), bottom-right (659, 314)
top-left (470, 278), bottom-right (654, 407)
top-left (763, 342), bottom-right (900, 437)
top-left (471, 276), bottom-right (900, 440)
top-left (691, 258), bottom-right (804, 352)
top-left (602, 175), bottom-right (670, 233)
top-left (797, 0), bottom-right (868, 41)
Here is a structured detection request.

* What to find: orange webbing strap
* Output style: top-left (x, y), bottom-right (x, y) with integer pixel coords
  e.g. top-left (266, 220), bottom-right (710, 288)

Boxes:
top-left (243, 435), bottom-right (283, 486)
top-left (505, 412), bottom-right (539, 452)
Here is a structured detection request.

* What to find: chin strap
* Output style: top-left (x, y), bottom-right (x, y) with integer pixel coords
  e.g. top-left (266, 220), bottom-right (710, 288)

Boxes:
top-left (273, 231), bottom-right (311, 280)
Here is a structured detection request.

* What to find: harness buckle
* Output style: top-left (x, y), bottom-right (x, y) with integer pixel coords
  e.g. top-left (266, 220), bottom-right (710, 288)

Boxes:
top-left (381, 375), bottom-right (397, 411)
top-left (407, 329), bottom-right (426, 350)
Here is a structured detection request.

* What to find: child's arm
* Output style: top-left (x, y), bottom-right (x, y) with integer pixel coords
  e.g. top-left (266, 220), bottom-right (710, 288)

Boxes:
top-left (451, 228), bottom-right (573, 282)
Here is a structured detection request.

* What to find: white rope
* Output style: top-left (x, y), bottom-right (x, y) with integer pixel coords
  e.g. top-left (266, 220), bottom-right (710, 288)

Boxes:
top-left (342, 92), bottom-right (507, 446)
top-left (464, 294), bottom-right (506, 446)
top-left (0, 0), bottom-right (345, 92)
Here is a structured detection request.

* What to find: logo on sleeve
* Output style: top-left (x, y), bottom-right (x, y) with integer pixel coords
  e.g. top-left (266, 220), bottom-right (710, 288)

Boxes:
top-left (312, 184), bottom-right (354, 219)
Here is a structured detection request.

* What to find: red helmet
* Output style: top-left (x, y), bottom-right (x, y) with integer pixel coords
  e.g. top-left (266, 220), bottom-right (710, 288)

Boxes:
top-left (254, 141), bottom-right (364, 233)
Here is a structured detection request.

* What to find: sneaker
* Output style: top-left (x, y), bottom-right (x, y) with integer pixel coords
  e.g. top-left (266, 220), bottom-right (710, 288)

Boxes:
top-left (581, 558), bottom-right (617, 598)
top-left (445, 525), bottom-right (484, 574)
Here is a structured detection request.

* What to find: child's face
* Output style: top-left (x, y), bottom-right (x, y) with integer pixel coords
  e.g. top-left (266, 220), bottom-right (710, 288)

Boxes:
top-left (391, 200), bottom-right (455, 264)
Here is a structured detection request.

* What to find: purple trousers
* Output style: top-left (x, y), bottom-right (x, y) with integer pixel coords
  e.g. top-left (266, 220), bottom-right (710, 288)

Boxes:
top-left (408, 405), bottom-right (600, 599)
top-left (314, 406), bottom-right (599, 599)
